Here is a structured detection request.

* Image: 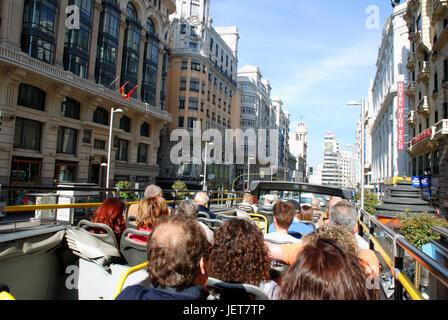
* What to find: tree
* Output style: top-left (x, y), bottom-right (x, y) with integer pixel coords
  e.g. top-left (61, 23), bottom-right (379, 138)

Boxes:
top-left (397, 210), bottom-right (448, 248)
top-left (355, 190), bottom-right (380, 215)
top-left (115, 181), bottom-right (137, 202)
top-left (172, 180), bottom-right (189, 200)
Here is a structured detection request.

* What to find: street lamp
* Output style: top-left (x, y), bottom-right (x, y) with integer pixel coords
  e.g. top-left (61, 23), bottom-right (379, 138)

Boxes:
top-left (203, 142), bottom-right (214, 191)
top-left (106, 107), bottom-right (123, 189)
top-left (247, 157), bottom-right (255, 191)
top-left (347, 99), bottom-right (365, 211)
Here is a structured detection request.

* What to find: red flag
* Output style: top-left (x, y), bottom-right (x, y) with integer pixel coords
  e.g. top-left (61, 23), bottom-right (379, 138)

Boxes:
top-left (119, 81), bottom-right (129, 98)
top-left (125, 86), bottom-right (137, 99)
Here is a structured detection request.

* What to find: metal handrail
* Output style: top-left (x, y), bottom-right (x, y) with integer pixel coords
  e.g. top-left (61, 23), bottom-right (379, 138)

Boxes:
top-left (356, 206), bottom-right (448, 299)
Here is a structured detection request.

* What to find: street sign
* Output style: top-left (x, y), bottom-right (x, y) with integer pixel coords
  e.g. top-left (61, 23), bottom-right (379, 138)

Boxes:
top-left (411, 176), bottom-right (420, 187)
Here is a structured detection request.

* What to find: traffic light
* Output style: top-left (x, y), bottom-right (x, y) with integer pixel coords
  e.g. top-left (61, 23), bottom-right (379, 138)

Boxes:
top-left (309, 167), bottom-right (313, 175)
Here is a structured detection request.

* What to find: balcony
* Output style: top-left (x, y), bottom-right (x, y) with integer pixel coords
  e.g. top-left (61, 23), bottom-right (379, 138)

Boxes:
top-left (416, 61), bottom-right (430, 83)
top-left (406, 81), bottom-right (416, 97)
top-left (432, 87), bottom-right (439, 99)
top-left (408, 24), bottom-right (416, 41)
top-left (406, 52), bottom-right (416, 70)
top-left (417, 97), bottom-right (430, 116)
top-left (407, 110), bottom-right (416, 127)
top-left (433, 0), bottom-right (448, 20)
top-left (433, 119), bottom-right (448, 139)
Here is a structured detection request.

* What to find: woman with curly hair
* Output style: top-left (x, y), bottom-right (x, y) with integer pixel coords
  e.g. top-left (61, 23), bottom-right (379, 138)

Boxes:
top-left (208, 218), bottom-right (278, 299)
top-left (278, 238), bottom-right (378, 300)
top-left (91, 197), bottom-right (126, 242)
top-left (128, 194), bottom-right (170, 243)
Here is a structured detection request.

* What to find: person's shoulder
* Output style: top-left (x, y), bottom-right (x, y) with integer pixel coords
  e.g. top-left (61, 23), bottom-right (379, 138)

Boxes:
top-left (115, 285), bottom-right (148, 300)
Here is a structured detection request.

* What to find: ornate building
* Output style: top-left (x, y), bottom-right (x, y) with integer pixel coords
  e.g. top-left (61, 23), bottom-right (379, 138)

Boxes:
top-left (0, 0), bottom-right (175, 188)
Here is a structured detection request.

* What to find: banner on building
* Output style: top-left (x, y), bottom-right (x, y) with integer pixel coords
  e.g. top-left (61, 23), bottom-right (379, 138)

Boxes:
top-left (397, 81), bottom-right (405, 151)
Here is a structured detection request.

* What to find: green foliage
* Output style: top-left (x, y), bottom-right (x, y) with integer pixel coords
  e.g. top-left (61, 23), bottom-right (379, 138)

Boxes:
top-left (397, 210), bottom-right (448, 248)
top-left (115, 181), bottom-right (137, 202)
top-left (355, 190), bottom-right (380, 215)
top-left (172, 180), bottom-right (189, 200)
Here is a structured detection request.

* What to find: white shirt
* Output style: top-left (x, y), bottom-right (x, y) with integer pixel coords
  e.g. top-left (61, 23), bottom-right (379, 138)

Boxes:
top-left (355, 233), bottom-right (370, 250)
top-left (264, 232), bottom-right (300, 243)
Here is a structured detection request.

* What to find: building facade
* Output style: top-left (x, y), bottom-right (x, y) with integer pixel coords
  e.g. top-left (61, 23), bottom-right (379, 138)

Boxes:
top-left (289, 121), bottom-right (308, 182)
top-left (321, 132), bottom-right (341, 186)
top-left (158, 0), bottom-right (240, 190)
top-left (338, 149), bottom-right (357, 189)
top-left (370, 2), bottom-right (411, 194)
top-left (0, 0), bottom-right (175, 191)
top-left (404, 0), bottom-right (448, 217)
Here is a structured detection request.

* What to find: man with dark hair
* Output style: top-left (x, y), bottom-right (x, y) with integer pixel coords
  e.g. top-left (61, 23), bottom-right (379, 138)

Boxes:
top-left (268, 200), bottom-right (314, 237)
top-left (265, 201), bottom-right (300, 243)
top-left (116, 215), bottom-right (209, 300)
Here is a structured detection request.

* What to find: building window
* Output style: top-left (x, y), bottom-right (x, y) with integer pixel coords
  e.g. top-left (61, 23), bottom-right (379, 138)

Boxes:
top-left (137, 143), bottom-right (148, 163)
top-left (57, 127), bottom-right (78, 155)
top-left (115, 138), bottom-right (129, 161)
top-left (180, 24), bottom-right (186, 34)
top-left (119, 116), bottom-right (131, 132)
top-left (178, 116), bottom-right (184, 128)
top-left (188, 98), bottom-right (198, 110)
top-left (187, 117), bottom-right (197, 129)
top-left (189, 42), bottom-right (198, 49)
top-left (21, 0), bottom-right (58, 64)
top-left (54, 161), bottom-right (77, 183)
top-left (61, 97), bottom-right (81, 119)
top-left (190, 78), bottom-right (200, 92)
top-left (10, 157), bottom-right (42, 185)
top-left (180, 77), bottom-right (187, 90)
top-left (93, 107), bottom-right (109, 126)
top-left (17, 84), bottom-right (46, 111)
top-left (14, 118), bottom-right (42, 150)
top-left (63, 0), bottom-right (94, 78)
top-left (179, 97), bottom-right (186, 109)
top-left (142, 19), bottom-right (158, 106)
top-left (433, 151), bottom-right (440, 175)
top-left (418, 156), bottom-right (424, 176)
top-left (191, 60), bottom-right (201, 71)
top-left (140, 122), bottom-right (150, 137)
top-left (181, 58), bottom-right (188, 70)
top-left (95, 2), bottom-right (120, 86)
top-left (444, 103), bottom-right (448, 119)
top-left (94, 139), bottom-right (106, 150)
top-left (120, 3), bottom-right (141, 99)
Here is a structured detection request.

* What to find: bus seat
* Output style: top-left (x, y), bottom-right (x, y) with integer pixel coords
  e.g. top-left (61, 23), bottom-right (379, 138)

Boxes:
top-left (197, 217), bottom-right (224, 230)
top-left (197, 211), bottom-right (211, 219)
top-left (215, 214), bottom-right (236, 222)
top-left (120, 228), bottom-right (150, 267)
top-left (78, 219), bottom-right (119, 251)
top-left (126, 215), bottom-right (137, 229)
top-left (112, 262), bottom-right (149, 299)
top-left (236, 203), bottom-right (254, 213)
top-left (206, 277), bottom-right (270, 300)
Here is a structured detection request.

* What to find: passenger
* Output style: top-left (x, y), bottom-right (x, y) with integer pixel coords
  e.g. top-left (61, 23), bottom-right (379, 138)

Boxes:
top-left (208, 218), bottom-right (279, 299)
top-left (324, 196), bottom-right (343, 220)
top-left (278, 238), bottom-right (378, 300)
top-left (260, 194), bottom-right (276, 211)
top-left (127, 184), bottom-right (163, 219)
top-left (265, 201), bottom-right (380, 278)
top-left (91, 197), bottom-right (126, 243)
top-left (194, 192), bottom-right (216, 219)
top-left (311, 198), bottom-right (325, 227)
top-left (176, 199), bottom-right (214, 244)
top-left (268, 201), bottom-right (314, 237)
top-left (238, 192), bottom-right (259, 213)
top-left (299, 204), bottom-right (313, 222)
top-left (116, 215), bottom-right (209, 300)
top-left (128, 194), bottom-right (170, 243)
top-left (265, 202), bottom-right (300, 243)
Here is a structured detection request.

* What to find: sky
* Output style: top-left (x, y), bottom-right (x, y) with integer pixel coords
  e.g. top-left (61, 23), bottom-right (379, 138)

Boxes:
top-left (210, 0), bottom-right (401, 168)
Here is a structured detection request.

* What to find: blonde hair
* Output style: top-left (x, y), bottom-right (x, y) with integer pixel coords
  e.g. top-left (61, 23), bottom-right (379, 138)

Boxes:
top-left (302, 225), bottom-right (360, 257)
top-left (243, 193), bottom-right (254, 205)
top-left (136, 196), bottom-right (170, 229)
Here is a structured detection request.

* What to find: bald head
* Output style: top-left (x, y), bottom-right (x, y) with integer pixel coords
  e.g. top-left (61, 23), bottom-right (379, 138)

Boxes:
top-left (329, 200), bottom-right (358, 233)
top-left (146, 215), bottom-right (209, 290)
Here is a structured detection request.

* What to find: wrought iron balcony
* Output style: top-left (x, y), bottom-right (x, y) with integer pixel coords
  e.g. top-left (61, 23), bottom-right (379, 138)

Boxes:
top-left (433, 119), bottom-right (448, 139)
top-left (406, 52), bottom-right (416, 70)
top-left (417, 61), bottom-right (430, 83)
top-left (406, 81), bottom-right (416, 97)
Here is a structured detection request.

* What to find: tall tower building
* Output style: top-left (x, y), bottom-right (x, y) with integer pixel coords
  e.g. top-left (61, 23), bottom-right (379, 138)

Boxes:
top-left (289, 122), bottom-right (308, 182)
top-left (158, 0), bottom-right (241, 190)
top-left (321, 132), bottom-right (341, 186)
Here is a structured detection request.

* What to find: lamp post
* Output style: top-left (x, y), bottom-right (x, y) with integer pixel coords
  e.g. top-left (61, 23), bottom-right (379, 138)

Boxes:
top-left (347, 99), bottom-right (365, 210)
top-left (106, 107), bottom-right (123, 189)
top-left (247, 157), bottom-right (255, 192)
top-left (203, 142), bottom-right (214, 191)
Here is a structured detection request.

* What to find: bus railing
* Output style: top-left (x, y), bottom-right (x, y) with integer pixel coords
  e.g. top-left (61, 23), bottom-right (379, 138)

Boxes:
top-left (356, 205), bottom-right (448, 300)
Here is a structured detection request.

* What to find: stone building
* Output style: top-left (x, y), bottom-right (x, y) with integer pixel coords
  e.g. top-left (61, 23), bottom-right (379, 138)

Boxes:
top-left (0, 0), bottom-right (175, 190)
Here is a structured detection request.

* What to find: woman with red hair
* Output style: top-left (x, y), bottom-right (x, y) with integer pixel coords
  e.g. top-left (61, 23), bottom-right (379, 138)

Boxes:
top-left (91, 197), bottom-right (126, 242)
